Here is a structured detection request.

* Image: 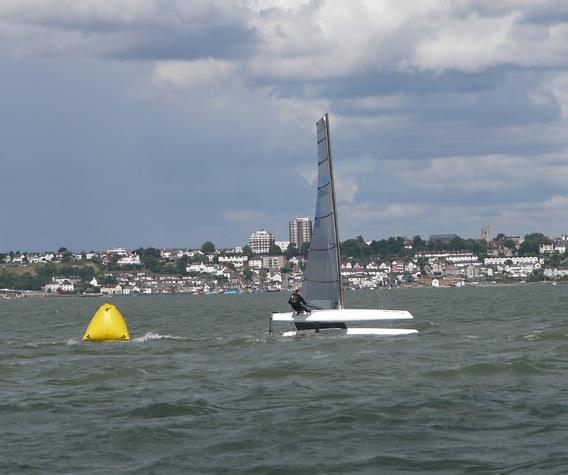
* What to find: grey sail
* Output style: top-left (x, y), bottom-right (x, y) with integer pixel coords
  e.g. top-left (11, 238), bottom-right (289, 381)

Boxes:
top-left (302, 114), bottom-right (344, 310)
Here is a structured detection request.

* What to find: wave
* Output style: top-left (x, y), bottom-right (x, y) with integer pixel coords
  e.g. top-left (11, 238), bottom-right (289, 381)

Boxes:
top-left (515, 330), bottom-right (568, 341)
top-left (127, 400), bottom-right (220, 418)
top-left (131, 332), bottom-right (182, 343)
top-left (427, 358), bottom-right (543, 378)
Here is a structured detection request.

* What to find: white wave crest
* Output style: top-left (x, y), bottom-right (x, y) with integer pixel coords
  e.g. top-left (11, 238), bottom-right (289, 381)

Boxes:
top-left (132, 332), bottom-right (181, 343)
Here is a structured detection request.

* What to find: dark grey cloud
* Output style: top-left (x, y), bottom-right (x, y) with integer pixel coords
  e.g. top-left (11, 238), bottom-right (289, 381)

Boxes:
top-left (112, 25), bottom-right (257, 61)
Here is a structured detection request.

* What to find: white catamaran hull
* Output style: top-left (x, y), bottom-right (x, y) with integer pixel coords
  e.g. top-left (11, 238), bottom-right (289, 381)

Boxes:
top-left (271, 308), bottom-right (414, 322)
top-left (271, 309), bottom-right (418, 337)
top-left (281, 328), bottom-right (418, 337)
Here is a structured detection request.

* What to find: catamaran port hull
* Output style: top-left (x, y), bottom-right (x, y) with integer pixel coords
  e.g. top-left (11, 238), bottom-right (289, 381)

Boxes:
top-left (281, 327), bottom-right (419, 337)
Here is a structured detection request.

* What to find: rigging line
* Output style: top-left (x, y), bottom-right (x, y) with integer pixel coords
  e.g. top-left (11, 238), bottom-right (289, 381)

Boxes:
top-left (318, 156), bottom-right (330, 165)
top-left (318, 181), bottom-right (331, 190)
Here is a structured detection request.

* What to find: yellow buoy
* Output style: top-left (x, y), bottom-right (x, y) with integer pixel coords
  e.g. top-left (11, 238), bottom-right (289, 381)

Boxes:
top-left (82, 303), bottom-right (130, 341)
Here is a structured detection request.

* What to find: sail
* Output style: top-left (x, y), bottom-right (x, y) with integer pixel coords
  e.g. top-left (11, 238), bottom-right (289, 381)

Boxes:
top-left (302, 114), bottom-right (343, 309)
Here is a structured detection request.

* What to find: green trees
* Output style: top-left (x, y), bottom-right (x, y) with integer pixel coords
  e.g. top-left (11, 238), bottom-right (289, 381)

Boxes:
top-left (283, 242), bottom-right (310, 258)
top-left (136, 247), bottom-right (161, 272)
top-left (370, 237), bottom-right (405, 259)
top-left (0, 272), bottom-right (42, 290)
top-left (242, 245), bottom-right (254, 258)
top-left (37, 262), bottom-right (57, 283)
top-left (299, 242), bottom-right (310, 258)
top-left (61, 250), bottom-right (74, 262)
top-left (176, 255), bottom-right (190, 275)
top-left (544, 251), bottom-right (563, 268)
top-left (100, 274), bottom-right (117, 286)
top-left (518, 233), bottom-right (550, 256)
top-left (200, 241), bottom-right (216, 254)
top-left (341, 236), bottom-right (373, 260)
top-left (269, 244), bottom-right (282, 255)
top-left (412, 235), bottom-right (426, 252)
top-left (242, 268), bottom-right (254, 282)
top-left (284, 243), bottom-right (298, 259)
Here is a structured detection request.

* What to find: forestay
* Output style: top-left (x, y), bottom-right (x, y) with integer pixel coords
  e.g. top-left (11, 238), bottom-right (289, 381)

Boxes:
top-left (302, 114), bottom-right (343, 310)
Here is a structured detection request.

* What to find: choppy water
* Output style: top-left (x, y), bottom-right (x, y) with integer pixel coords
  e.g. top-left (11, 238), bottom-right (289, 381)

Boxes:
top-left (1, 286), bottom-right (568, 474)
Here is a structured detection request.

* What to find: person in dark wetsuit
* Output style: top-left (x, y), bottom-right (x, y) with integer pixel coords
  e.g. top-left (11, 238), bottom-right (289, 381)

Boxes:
top-left (288, 288), bottom-right (311, 314)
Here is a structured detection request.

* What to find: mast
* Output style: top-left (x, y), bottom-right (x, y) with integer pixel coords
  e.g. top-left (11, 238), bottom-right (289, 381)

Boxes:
top-left (324, 113), bottom-right (344, 308)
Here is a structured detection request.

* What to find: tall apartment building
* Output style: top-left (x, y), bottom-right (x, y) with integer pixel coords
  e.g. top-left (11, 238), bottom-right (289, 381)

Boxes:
top-left (289, 217), bottom-right (312, 247)
top-left (249, 229), bottom-right (275, 254)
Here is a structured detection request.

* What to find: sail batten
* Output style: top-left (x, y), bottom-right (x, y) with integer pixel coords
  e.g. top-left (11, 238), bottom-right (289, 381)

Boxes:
top-left (302, 113), bottom-right (343, 310)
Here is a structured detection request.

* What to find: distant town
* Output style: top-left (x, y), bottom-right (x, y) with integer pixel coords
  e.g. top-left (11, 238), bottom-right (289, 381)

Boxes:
top-left (1, 219), bottom-right (567, 299)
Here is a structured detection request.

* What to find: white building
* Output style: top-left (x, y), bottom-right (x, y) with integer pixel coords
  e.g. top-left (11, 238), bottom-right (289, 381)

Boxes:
top-left (107, 248), bottom-right (128, 256)
top-left (289, 217), bottom-right (312, 247)
top-left (248, 257), bottom-right (263, 269)
top-left (186, 263), bottom-right (218, 274)
top-left (101, 284), bottom-right (123, 295)
top-left (43, 278), bottom-right (75, 293)
top-left (118, 255), bottom-right (141, 265)
top-left (484, 256), bottom-right (540, 265)
top-left (218, 255), bottom-right (248, 269)
top-left (249, 230), bottom-right (275, 254)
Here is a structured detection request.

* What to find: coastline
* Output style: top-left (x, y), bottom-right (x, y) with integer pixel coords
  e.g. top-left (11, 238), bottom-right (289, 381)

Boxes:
top-left (1, 280), bottom-right (563, 300)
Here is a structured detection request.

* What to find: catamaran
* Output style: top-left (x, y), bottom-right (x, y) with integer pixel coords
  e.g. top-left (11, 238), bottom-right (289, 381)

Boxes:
top-left (269, 114), bottom-right (418, 337)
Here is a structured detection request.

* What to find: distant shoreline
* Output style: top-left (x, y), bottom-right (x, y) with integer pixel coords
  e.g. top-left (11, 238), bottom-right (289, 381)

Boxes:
top-left (1, 280), bottom-right (563, 300)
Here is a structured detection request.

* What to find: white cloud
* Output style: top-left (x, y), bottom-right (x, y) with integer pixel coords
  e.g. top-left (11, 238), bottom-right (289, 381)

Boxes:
top-left (3, 1), bottom-right (568, 76)
top-left (335, 176), bottom-right (359, 204)
top-left (540, 74), bottom-right (568, 119)
top-left (542, 194), bottom-right (568, 209)
top-left (382, 152), bottom-right (568, 192)
top-left (412, 12), bottom-right (519, 72)
top-left (152, 59), bottom-right (237, 89)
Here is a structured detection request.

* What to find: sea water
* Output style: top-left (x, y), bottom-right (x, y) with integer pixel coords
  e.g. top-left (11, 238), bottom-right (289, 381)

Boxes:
top-left (1, 286), bottom-right (568, 473)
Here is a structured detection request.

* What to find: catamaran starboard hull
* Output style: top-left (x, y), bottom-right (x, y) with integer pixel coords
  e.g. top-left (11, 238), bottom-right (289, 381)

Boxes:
top-left (281, 327), bottom-right (419, 337)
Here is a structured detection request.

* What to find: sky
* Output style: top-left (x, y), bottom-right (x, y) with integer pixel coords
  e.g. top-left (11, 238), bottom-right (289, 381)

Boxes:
top-left (2, 0), bottom-right (568, 252)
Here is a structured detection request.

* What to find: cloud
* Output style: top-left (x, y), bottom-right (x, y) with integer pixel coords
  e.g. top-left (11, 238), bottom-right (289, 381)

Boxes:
top-left (541, 194), bottom-right (568, 210)
top-left (0, 0), bottom-right (253, 60)
top-left (152, 58), bottom-right (237, 89)
top-left (382, 152), bottom-right (568, 193)
top-left (335, 176), bottom-right (359, 204)
top-left (3, 1), bottom-right (568, 249)
top-left (4, 1), bottom-right (568, 80)
top-left (412, 12), bottom-right (520, 72)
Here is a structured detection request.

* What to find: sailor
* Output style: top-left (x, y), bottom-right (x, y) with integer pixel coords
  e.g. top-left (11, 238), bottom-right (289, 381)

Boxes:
top-left (288, 288), bottom-right (311, 314)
